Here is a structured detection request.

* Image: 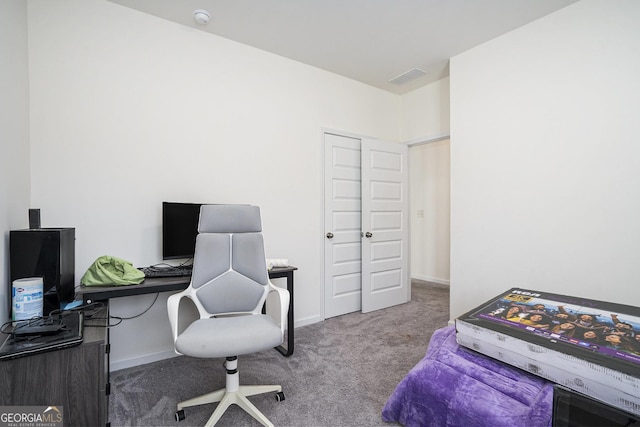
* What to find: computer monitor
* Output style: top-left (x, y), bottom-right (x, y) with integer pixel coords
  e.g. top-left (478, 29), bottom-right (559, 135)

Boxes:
top-left (162, 202), bottom-right (202, 260)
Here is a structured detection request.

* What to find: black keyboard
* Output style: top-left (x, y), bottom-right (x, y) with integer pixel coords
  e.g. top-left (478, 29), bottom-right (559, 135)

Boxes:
top-left (139, 266), bottom-right (192, 278)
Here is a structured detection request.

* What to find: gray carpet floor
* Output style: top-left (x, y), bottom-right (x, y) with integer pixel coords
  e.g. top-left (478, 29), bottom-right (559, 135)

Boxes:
top-left (109, 280), bottom-right (450, 426)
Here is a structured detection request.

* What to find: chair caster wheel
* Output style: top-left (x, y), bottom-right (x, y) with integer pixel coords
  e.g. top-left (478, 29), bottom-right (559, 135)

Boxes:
top-left (175, 410), bottom-right (185, 422)
top-left (275, 391), bottom-right (285, 402)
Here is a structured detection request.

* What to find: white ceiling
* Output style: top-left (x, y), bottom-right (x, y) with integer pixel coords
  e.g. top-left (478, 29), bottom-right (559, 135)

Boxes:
top-left (107, 0), bottom-right (579, 94)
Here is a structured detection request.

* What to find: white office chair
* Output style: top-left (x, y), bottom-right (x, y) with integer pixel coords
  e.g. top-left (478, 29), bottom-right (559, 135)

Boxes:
top-left (167, 204), bottom-right (290, 427)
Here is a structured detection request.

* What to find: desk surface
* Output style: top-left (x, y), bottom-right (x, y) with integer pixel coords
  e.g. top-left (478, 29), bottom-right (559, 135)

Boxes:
top-left (77, 266), bottom-right (297, 302)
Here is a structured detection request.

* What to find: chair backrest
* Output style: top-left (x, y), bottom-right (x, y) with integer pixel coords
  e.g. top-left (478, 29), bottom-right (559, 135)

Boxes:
top-left (189, 205), bottom-right (269, 316)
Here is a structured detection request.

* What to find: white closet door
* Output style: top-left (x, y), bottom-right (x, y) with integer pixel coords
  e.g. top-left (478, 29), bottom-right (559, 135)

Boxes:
top-left (324, 133), bottom-right (362, 318)
top-left (361, 138), bottom-right (410, 313)
top-left (323, 133), bottom-right (409, 318)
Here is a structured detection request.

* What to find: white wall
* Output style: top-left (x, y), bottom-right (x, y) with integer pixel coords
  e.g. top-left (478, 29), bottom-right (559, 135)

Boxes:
top-left (401, 77), bottom-right (450, 142)
top-left (0, 1), bottom-right (31, 322)
top-left (450, 0), bottom-right (640, 318)
top-left (409, 140), bottom-right (450, 284)
top-left (27, 0), bottom-right (401, 369)
top-left (402, 79), bottom-right (451, 284)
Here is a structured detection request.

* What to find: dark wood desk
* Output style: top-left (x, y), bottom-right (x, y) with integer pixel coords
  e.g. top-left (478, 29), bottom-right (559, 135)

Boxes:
top-left (76, 266), bottom-right (297, 357)
top-left (0, 308), bottom-right (109, 427)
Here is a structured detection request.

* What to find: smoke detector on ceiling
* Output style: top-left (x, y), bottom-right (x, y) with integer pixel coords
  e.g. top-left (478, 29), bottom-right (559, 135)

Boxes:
top-left (389, 68), bottom-right (427, 85)
top-left (193, 9), bottom-right (211, 25)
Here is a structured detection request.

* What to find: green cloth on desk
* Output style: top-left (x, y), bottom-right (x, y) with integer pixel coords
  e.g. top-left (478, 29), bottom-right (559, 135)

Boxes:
top-left (81, 255), bottom-right (145, 286)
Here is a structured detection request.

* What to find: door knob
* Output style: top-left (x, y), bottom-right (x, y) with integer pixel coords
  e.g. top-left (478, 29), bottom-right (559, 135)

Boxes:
top-left (326, 232), bottom-right (334, 239)
top-left (365, 232), bottom-right (373, 238)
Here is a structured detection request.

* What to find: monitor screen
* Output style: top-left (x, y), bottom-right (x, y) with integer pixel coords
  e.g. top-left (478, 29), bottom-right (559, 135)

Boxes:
top-left (162, 202), bottom-right (203, 260)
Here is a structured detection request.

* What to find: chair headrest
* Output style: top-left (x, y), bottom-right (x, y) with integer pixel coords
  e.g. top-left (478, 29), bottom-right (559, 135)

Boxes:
top-left (198, 205), bottom-right (262, 233)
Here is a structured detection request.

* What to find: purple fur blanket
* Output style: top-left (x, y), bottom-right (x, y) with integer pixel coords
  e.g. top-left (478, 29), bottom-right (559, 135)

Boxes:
top-left (382, 325), bottom-right (553, 427)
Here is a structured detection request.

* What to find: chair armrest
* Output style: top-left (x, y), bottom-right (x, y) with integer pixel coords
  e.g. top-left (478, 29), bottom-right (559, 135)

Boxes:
top-left (267, 282), bottom-right (290, 335)
top-left (167, 290), bottom-right (189, 348)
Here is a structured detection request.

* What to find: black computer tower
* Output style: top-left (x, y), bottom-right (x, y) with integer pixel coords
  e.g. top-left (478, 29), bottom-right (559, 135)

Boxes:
top-left (9, 228), bottom-right (75, 318)
top-left (553, 385), bottom-right (639, 427)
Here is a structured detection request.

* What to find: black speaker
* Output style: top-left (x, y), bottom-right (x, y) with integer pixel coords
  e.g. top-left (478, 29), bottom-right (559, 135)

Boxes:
top-left (28, 209), bottom-right (41, 229)
top-left (9, 228), bottom-right (75, 318)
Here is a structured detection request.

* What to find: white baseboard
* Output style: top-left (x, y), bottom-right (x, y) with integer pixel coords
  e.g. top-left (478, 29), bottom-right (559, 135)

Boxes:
top-left (294, 314), bottom-right (322, 328)
top-left (411, 275), bottom-right (450, 285)
top-left (111, 349), bottom-right (178, 372)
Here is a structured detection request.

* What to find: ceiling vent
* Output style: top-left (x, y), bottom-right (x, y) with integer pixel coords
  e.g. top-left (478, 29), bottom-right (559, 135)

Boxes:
top-left (388, 68), bottom-right (427, 85)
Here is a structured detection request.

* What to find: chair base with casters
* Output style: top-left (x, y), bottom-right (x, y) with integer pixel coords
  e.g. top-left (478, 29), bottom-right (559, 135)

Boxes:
top-left (167, 205), bottom-right (291, 427)
top-left (174, 357), bottom-right (285, 427)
